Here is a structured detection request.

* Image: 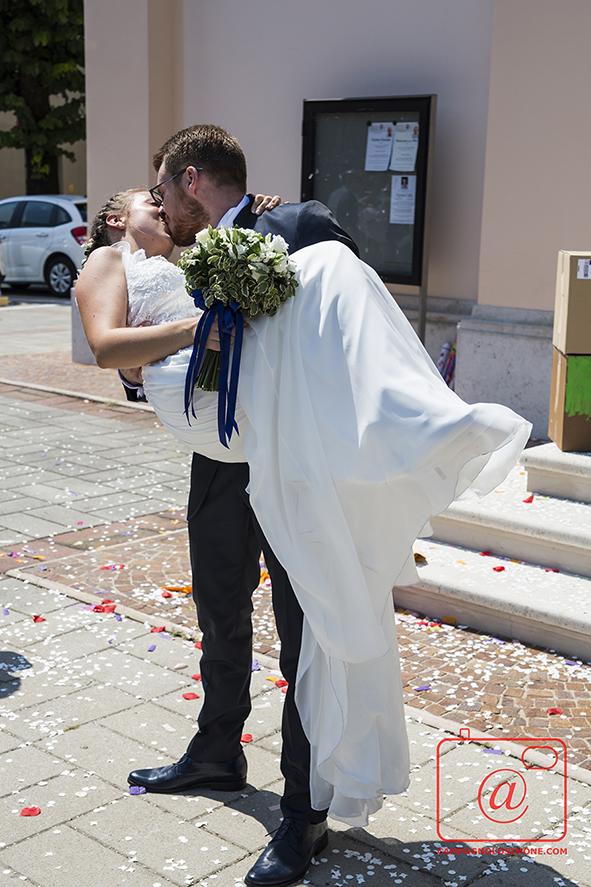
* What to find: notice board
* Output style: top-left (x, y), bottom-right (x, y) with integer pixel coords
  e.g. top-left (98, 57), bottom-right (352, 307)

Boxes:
top-left (301, 95), bottom-right (436, 288)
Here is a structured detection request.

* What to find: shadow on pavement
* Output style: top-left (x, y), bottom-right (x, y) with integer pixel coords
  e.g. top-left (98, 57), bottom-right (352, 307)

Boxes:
top-left (0, 650), bottom-right (32, 698)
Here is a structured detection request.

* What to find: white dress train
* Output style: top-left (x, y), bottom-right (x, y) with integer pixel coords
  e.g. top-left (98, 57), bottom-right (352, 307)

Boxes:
top-left (117, 238), bottom-right (531, 827)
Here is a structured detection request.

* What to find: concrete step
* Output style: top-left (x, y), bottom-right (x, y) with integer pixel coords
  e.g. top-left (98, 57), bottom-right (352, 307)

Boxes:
top-left (395, 538), bottom-right (591, 661)
top-left (522, 441), bottom-right (591, 504)
top-left (430, 462), bottom-right (591, 577)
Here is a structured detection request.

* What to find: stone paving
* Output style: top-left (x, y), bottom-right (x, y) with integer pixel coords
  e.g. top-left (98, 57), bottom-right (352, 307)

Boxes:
top-left (1, 309), bottom-right (590, 884)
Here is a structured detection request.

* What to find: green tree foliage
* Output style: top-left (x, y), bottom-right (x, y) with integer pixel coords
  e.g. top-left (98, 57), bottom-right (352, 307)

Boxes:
top-left (0, 0), bottom-right (85, 194)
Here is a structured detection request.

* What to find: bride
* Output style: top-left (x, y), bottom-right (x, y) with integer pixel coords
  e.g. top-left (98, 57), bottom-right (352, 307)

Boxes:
top-left (76, 188), bottom-right (531, 826)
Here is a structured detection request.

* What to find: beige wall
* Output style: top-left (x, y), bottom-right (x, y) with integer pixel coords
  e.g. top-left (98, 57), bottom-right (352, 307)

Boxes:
top-left (478, 0), bottom-right (591, 311)
top-left (84, 0), bottom-right (183, 218)
top-left (180, 0), bottom-right (495, 303)
top-left (0, 111), bottom-right (86, 199)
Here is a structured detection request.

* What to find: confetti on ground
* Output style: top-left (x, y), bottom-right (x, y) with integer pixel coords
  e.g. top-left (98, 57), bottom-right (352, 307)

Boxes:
top-left (20, 807), bottom-right (41, 817)
top-left (240, 734), bottom-right (253, 743)
top-left (414, 685), bottom-right (431, 692)
top-left (161, 591), bottom-right (173, 598)
top-left (148, 645), bottom-right (157, 652)
top-left (479, 550), bottom-right (492, 556)
top-left (268, 804), bottom-right (281, 811)
top-left (129, 786), bottom-right (146, 795)
top-left (162, 724), bottom-right (176, 732)
top-left (414, 552), bottom-right (427, 564)
top-left (547, 707), bottom-right (563, 715)
top-left (523, 494), bottom-right (534, 503)
top-left (252, 659), bottom-right (260, 671)
top-left (191, 673), bottom-right (201, 681)
top-left (492, 566), bottom-right (505, 572)
top-left (151, 626), bottom-right (166, 633)
top-left (182, 692), bottom-right (199, 700)
top-left (32, 615), bottom-right (46, 623)
top-left (99, 564), bottom-right (125, 570)
top-left (274, 679), bottom-right (288, 688)
top-left (195, 641), bottom-right (202, 649)
top-left (2, 608), bottom-right (9, 615)
top-left (173, 663), bottom-right (188, 670)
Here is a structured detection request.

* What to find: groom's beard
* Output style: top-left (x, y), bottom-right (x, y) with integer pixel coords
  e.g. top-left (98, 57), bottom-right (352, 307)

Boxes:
top-left (166, 190), bottom-right (210, 247)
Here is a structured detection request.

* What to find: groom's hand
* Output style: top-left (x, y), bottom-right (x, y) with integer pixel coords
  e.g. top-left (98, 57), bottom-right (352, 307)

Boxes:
top-left (253, 194), bottom-right (281, 215)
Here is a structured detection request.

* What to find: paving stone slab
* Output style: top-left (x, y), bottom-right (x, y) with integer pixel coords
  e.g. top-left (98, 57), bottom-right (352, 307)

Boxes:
top-left (0, 729), bottom-right (23, 754)
top-left (0, 744), bottom-right (66, 798)
top-left (5, 685), bottom-right (140, 742)
top-left (200, 780), bottom-right (286, 853)
top-left (1, 771), bottom-right (123, 844)
top-left (6, 614), bottom-right (148, 661)
top-left (101, 702), bottom-right (201, 759)
top-left (38, 720), bottom-right (177, 791)
top-left (78, 647), bottom-right (194, 701)
top-left (0, 512), bottom-right (64, 539)
top-left (122, 633), bottom-right (203, 672)
top-left (75, 794), bottom-right (248, 886)
top-left (0, 824), bottom-right (180, 887)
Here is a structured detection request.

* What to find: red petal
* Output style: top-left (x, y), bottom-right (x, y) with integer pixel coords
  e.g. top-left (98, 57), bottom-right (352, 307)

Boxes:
top-left (103, 605), bottom-right (116, 613)
top-left (241, 734), bottom-right (253, 743)
top-left (20, 806), bottom-right (41, 817)
top-left (32, 615), bottom-right (46, 623)
top-left (195, 641), bottom-right (202, 649)
top-left (523, 494), bottom-right (534, 504)
top-left (479, 551), bottom-right (492, 557)
top-left (151, 626), bottom-right (166, 633)
top-left (93, 605), bottom-right (105, 612)
top-left (546, 707), bottom-right (563, 715)
top-left (492, 566), bottom-right (505, 572)
top-left (101, 599), bottom-right (115, 604)
top-left (275, 679), bottom-right (288, 688)
top-left (161, 591), bottom-right (173, 598)
top-left (182, 692), bottom-right (199, 700)
top-left (191, 674), bottom-right (201, 681)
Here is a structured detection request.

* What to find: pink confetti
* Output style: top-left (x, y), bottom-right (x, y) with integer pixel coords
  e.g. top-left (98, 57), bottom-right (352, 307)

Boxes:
top-left (268, 804), bottom-right (281, 811)
top-left (77, 521), bottom-right (84, 525)
top-left (162, 724), bottom-right (176, 732)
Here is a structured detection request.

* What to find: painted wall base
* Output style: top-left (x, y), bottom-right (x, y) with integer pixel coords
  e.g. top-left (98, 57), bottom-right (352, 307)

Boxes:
top-left (455, 304), bottom-right (554, 438)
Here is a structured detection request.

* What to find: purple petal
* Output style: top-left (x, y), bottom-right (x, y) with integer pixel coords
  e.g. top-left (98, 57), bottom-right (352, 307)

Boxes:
top-left (129, 785), bottom-right (146, 795)
top-left (148, 645), bottom-right (157, 652)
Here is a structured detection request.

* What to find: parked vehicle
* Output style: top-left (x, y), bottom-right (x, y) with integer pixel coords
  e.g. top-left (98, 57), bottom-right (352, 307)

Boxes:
top-left (0, 240), bottom-right (5, 286)
top-left (0, 195), bottom-right (87, 296)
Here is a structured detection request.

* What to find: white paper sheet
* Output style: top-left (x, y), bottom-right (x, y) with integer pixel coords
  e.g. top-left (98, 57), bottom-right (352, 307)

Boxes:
top-left (390, 122), bottom-right (419, 172)
top-left (389, 175), bottom-right (416, 225)
top-left (364, 122), bottom-right (394, 171)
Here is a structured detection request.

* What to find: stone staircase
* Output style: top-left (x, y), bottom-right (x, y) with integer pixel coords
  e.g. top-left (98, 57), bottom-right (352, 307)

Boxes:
top-left (393, 443), bottom-right (591, 661)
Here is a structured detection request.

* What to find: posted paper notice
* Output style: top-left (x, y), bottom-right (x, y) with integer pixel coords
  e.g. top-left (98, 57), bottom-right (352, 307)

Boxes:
top-left (390, 122), bottom-right (419, 172)
top-left (364, 122), bottom-right (394, 171)
top-left (389, 175), bottom-right (416, 225)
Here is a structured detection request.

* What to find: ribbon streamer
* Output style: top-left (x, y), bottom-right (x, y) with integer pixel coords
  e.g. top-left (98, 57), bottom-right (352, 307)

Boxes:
top-left (184, 289), bottom-right (244, 447)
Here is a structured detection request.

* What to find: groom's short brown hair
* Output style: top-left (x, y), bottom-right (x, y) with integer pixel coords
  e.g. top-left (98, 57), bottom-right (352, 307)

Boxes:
top-left (154, 125), bottom-right (247, 192)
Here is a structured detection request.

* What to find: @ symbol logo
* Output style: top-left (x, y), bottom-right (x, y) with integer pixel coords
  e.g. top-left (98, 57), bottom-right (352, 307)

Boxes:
top-left (477, 769), bottom-right (529, 823)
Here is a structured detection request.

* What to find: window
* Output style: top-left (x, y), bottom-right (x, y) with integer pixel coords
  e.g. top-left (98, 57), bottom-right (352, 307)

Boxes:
top-left (20, 201), bottom-right (57, 228)
top-left (54, 206), bottom-right (72, 226)
top-left (0, 202), bottom-right (19, 229)
top-left (74, 202), bottom-right (87, 222)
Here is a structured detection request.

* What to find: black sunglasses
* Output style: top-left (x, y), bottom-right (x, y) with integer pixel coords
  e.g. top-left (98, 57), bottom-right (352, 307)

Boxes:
top-left (149, 167), bottom-right (203, 206)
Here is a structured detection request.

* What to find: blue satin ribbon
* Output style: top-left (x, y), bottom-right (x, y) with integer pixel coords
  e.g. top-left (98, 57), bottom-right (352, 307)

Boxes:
top-left (184, 289), bottom-right (244, 448)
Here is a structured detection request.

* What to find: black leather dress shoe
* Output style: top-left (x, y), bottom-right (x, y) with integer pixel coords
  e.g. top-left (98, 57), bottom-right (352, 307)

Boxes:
top-left (127, 751), bottom-right (247, 793)
top-left (244, 817), bottom-right (328, 886)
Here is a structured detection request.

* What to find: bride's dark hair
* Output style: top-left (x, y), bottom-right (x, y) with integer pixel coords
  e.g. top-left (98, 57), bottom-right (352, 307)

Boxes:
top-left (85, 188), bottom-right (146, 258)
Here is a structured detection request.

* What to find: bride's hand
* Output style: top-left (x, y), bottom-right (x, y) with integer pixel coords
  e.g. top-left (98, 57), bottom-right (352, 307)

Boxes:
top-left (253, 194), bottom-right (282, 215)
top-left (120, 367), bottom-right (144, 385)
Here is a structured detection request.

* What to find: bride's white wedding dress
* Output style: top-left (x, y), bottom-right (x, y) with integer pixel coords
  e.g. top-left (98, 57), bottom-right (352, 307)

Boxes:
top-left (117, 239), bottom-right (531, 827)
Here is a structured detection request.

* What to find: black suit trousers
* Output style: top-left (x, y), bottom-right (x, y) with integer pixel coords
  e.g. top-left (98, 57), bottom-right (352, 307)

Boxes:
top-left (186, 452), bottom-right (327, 823)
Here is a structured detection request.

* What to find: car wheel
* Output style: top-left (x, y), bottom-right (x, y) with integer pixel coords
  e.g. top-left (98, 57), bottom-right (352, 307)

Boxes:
top-left (45, 256), bottom-right (76, 296)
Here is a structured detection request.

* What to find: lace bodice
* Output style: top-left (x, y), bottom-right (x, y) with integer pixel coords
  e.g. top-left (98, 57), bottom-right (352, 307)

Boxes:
top-left (113, 241), bottom-right (199, 326)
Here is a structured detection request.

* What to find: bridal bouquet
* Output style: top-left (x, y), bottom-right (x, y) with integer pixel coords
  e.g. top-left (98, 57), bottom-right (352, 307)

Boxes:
top-left (178, 226), bottom-right (298, 446)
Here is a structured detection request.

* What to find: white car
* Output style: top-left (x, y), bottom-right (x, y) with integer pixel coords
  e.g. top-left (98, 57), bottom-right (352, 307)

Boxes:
top-left (0, 195), bottom-right (87, 296)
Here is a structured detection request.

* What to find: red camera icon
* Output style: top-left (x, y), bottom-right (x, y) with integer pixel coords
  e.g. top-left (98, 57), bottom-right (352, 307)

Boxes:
top-left (436, 727), bottom-right (567, 842)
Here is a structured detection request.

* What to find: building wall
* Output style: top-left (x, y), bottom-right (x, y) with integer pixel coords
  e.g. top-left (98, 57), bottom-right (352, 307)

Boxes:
top-left (180, 0), bottom-right (495, 305)
top-left (478, 0), bottom-right (591, 311)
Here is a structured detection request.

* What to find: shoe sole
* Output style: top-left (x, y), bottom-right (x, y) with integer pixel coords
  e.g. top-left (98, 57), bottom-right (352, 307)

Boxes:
top-left (127, 778), bottom-right (247, 793)
top-left (244, 830), bottom-right (329, 887)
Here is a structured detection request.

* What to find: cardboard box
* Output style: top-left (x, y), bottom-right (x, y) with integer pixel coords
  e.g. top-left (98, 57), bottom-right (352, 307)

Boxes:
top-left (548, 347), bottom-right (591, 452)
top-left (553, 251), bottom-right (591, 355)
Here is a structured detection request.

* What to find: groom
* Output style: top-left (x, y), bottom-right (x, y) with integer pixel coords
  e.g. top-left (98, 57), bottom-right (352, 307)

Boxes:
top-left (128, 124), bottom-right (357, 887)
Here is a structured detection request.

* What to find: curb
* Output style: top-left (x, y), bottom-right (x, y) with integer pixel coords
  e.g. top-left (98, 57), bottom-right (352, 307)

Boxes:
top-left (0, 376), bottom-right (155, 412)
